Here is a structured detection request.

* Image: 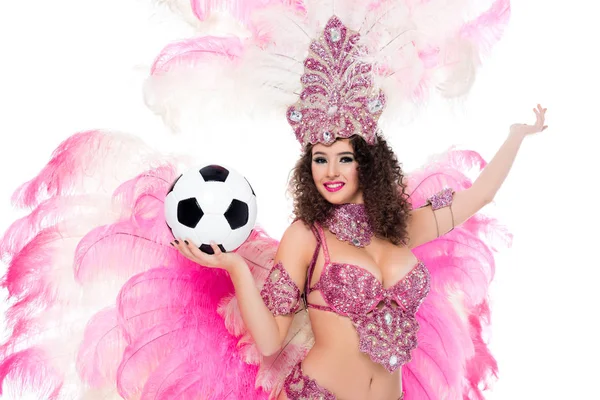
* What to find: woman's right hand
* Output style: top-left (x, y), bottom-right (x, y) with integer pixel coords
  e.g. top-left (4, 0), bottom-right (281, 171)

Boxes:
top-left (170, 239), bottom-right (245, 273)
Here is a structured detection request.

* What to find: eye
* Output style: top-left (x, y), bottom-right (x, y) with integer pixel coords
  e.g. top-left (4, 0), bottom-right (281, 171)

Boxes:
top-left (340, 156), bottom-right (354, 163)
top-left (312, 157), bottom-right (327, 164)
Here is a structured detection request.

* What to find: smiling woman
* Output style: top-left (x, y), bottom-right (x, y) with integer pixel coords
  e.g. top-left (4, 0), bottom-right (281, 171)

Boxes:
top-left (0, 1), bottom-right (553, 400)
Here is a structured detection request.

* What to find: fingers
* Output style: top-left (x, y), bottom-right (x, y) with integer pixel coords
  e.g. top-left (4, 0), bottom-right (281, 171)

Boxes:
top-left (210, 242), bottom-right (223, 256)
top-left (171, 239), bottom-right (194, 259)
top-left (188, 243), bottom-right (212, 263)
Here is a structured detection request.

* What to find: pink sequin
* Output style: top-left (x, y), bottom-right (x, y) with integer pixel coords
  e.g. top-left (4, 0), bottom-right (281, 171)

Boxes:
top-left (284, 362), bottom-right (336, 400)
top-left (427, 188), bottom-right (454, 210)
top-left (286, 16), bottom-right (385, 146)
top-left (260, 262), bottom-right (302, 316)
top-left (323, 203), bottom-right (373, 247)
top-left (311, 260), bottom-right (430, 373)
top-left (284, 362), bottom-right (405, 399)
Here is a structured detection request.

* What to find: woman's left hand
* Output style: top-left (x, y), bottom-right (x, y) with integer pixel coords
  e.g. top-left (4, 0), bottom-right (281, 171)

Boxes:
top-left (510, 104), bottom-right (548, 137)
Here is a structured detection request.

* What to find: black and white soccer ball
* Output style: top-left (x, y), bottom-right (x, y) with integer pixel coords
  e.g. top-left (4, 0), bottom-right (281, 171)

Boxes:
top-left (164, 164), bottom-right (257, 254)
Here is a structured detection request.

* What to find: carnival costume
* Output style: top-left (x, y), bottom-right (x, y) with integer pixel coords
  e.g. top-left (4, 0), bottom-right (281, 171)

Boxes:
top-left (0, 1), bottom-right (512, 399)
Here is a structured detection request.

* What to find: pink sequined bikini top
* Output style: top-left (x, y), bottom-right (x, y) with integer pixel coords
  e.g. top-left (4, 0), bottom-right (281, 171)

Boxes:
top-left (305, 223), bottom-right (431, 372)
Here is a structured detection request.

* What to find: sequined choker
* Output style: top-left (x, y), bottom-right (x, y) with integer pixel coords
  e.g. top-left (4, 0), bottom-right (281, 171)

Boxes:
top-left (323, 203), bottom-right (373, 247)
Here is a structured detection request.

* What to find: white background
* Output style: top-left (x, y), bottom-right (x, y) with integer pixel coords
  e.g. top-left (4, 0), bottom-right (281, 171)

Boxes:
top-left (1, 0), bottom-right (599, 399)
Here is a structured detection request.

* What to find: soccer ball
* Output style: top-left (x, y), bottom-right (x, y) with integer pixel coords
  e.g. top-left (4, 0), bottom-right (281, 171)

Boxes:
top-left (164, 164), bottom-right (257, 254)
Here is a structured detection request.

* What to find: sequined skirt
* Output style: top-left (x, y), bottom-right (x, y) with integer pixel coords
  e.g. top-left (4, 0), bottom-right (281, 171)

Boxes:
top-left (284, 362), bottom-right (404, 400)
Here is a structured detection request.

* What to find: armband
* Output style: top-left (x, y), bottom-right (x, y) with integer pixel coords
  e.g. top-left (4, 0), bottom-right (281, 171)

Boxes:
top-left (260, 262), bottom-right (302, 315)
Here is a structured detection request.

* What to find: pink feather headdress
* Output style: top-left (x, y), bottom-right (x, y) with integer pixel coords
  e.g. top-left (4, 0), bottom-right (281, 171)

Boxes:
top-left (143, 0), bottom-right (512, 138)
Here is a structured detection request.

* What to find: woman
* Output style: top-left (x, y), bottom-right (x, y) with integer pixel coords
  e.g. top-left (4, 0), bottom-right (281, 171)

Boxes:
top-left (171, 102), bottom-right (547, 399)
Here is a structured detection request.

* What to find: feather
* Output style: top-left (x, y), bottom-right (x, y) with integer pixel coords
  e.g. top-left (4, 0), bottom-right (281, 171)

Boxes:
top-left (461, 0), bottom-right (511, 55)
top-left (142, 0), bottom-right (510, 136)
top-left (401, 148), bottom-right (511, 398)
top-left (9, 130), bottom-right (167, 209)
top-left (76, 308), bottom-right (127, 388)
top-left (0, 348), bottom-right (63, 399)
top-left (114, 266), bottom-right (267, 399)
top-left (0, 131), bottom-right (192, 398)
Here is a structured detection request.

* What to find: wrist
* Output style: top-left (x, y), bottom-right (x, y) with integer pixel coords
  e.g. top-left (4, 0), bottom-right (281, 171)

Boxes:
top-left (508, 132), bottom-right (527, 143)
top-left (508, 129), bottom-right (526, 141)
top-left (227, 259), bottom-right (249, 277)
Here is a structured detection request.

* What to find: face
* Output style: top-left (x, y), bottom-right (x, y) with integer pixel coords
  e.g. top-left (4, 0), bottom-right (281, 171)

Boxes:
top-left (311, 139), bottom-right (363, 205)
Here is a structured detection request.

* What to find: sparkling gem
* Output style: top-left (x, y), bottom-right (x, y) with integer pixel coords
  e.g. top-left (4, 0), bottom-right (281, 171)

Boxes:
top-left (368, 98), bottom-right (383, 113)
top-left (384, 312), bottom-right (392, 325)
top-left (352, 238), bottom-right (360, 246)
top-left (390, 355), bottom-right (398, 366)
top-left (323, 131), bottom-right (332, 142)
top-left (289, 110), bottom-right (303, 122)
top-left (330, 27), bottom-right (341, 42)
top-left (270, 269), bottom-right (280, 282)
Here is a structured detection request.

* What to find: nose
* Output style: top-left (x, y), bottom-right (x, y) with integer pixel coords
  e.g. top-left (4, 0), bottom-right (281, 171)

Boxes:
top-left (326, 160), bottom-right (339, 178)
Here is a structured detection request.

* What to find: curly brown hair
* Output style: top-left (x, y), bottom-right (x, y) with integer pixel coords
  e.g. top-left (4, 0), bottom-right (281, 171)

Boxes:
top-left (289, 134), bottom-right (412, 245)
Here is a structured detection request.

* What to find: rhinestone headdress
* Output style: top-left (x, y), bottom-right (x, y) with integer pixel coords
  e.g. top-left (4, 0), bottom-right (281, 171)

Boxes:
top-left (286, 16), bottom-right (385, 147)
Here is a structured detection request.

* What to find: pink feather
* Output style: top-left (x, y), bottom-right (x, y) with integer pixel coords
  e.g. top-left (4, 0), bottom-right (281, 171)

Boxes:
top-left (1, 228), bottom-right (64, 356)
top-left (76, 307), bottom-right (128, 388)
top-left (9, 130), bottom-right (157, 209)
top-left (0, 348), bottom-right (63, 399)
top-left (461, 0), bottom-right (512, 54)
top-left (113, 266), bottom-right (267, 399)
top-left (73, 167), bottom-right (180, 283)
top-left (150, 36), bottom-right (245, 75)
top-left (401, 149), bottom-right (511, 399)
top-left (188, 0), bottom-right (304, 25)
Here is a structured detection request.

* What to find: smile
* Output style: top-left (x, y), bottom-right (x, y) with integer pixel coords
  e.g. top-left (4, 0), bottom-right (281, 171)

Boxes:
top-left (324, 182), bottom-right (345, 192)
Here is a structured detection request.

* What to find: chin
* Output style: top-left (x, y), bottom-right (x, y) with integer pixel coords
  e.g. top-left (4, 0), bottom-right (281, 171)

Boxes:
top-left (321, 191), bottom-right (352, 205)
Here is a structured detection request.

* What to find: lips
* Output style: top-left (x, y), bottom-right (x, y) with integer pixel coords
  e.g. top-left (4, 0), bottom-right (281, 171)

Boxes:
top-left (324, 181), bottom-right (345, 193)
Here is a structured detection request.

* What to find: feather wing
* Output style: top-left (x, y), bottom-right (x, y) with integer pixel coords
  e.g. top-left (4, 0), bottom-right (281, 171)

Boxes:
top-left (402, 149), bottom-right (512, 400)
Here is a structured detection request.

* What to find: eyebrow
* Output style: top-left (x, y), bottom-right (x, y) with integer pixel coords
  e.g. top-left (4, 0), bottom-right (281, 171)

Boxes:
top-left (313, 151), bottom-right (355, 156)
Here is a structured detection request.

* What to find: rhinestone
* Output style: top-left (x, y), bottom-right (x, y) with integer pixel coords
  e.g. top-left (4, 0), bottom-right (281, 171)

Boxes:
top-left (323, 131), bottom-right (333, 142)
top-left (330, 27), bottom-right (341, 42)
top-left (289, 110), bottom-right (303, 122)
top-left (352, 238), bottom-right (360, 246)
top-left (269, 269), bottom-right (280, 282)
top-left (384, 312), bottom-right (392, 325)
top-left (389, 355), bottom-right (398, 366)
top-left (368, 98), bottom-right (383, 113)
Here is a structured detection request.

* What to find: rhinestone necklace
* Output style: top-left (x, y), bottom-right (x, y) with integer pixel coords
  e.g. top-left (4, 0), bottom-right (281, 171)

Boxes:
top-left (323, 203), bottom-right (374, 247)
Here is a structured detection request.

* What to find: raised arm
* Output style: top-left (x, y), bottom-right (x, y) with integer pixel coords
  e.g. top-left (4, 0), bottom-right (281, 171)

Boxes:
top-left (407, 104), bottom-right (548, 248)
top-left (172, 219), bottom-right (315, 356)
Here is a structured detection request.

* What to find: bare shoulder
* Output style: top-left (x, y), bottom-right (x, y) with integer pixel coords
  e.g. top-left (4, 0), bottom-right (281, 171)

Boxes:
top-left (285, 219), bottom-right (315, 239)
top-left (277, 220), bottom-right (317, 262)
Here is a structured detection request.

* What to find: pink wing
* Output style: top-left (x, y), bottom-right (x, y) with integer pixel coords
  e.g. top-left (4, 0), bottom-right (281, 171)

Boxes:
top-left (0, 130), bottom-right (284, 399)
top-left (402, 149), bottom-right (512, 400)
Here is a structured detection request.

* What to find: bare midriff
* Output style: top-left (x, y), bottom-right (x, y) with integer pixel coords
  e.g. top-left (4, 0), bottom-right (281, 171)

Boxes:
top-left (278, 309), bottom-right (403, 400)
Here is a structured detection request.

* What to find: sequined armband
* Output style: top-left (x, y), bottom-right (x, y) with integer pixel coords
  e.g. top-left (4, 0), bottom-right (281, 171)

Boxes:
top-left (426, 188), bottom-right (455, 237)
top-left (260, 262), bottom-right (302, 316)
top-left (427, 188), bottom-right (454, 210)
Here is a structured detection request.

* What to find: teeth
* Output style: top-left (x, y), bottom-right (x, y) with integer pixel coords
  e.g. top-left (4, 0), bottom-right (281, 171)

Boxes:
top-left (326, 183), bottom-right (343, 188)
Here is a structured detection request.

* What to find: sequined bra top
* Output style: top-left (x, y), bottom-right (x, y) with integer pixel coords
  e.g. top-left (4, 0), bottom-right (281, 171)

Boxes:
top-left (261, 223), bottom-right (431, 373)
top-left (306, 223), bottom-right (431, 372)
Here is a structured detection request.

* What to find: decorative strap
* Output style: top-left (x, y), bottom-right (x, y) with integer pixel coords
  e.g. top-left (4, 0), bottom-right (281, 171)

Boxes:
top-left (260, 262), bottom-right (302, 316)
top-left (314, 223), bottom-right (331, 264)
top-left (426, 188), bottom-right (455, 238)
top-left (305, 225), bottom-right (323, 295)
